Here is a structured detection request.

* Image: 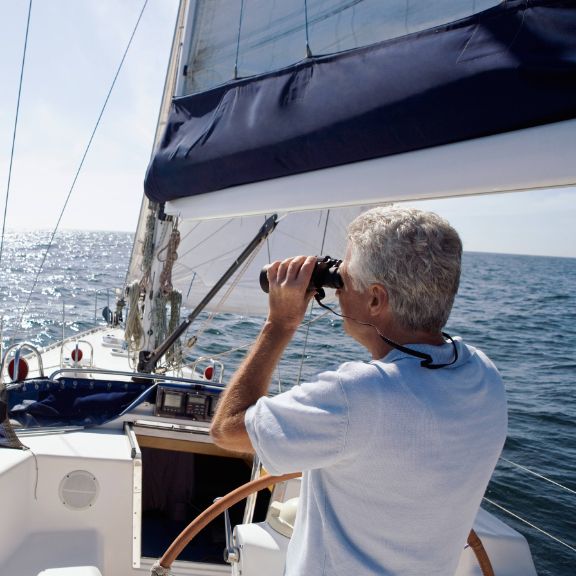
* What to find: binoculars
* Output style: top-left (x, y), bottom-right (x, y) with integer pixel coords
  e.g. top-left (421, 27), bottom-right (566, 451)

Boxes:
top-left (259, 256), bottom-right (343, 294)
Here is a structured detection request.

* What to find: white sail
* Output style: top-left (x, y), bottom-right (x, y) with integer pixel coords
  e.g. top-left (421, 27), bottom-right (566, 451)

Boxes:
top-left (177, 207), bottom-right (370, 315)
top-left (163, 118), bottom-right (576, 221)
top-left (128, 206), bottom-right (367, 315)
top-left (130, 0), bottom-right (576, 318)
top-left (178, 0), bottom-right (501, 96)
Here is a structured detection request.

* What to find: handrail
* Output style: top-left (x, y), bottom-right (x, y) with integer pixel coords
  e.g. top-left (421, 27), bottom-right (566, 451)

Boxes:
top-left (0, 342), bottom-right (44, 383)
top-left (47, 366), bottom-right (224, 391)
top-left (59, 338), bottom-right (94, 368)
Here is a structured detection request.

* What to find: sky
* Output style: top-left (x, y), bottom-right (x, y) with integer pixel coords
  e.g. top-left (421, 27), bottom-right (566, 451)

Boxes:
top-left (1, 0), bottom-right (575, 258)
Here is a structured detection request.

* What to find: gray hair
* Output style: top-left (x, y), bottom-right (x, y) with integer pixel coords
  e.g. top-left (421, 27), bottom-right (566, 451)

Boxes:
top-left (346, 206), bottom-right (462, 333)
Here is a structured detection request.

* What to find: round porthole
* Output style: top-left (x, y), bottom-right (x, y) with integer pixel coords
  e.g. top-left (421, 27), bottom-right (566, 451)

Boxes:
top-left (59, 470), bottom-right (100, 511)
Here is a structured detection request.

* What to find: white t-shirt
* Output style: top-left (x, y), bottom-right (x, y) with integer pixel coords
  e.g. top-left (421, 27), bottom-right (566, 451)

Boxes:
top-left (245, 338), bottom-right (507, 576)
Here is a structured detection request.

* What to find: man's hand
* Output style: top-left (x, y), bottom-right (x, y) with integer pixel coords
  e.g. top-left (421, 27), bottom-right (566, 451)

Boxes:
top-left (210, 255), bottom-right (317, 453)
top-left (266, 255), bottom-right (317, 331)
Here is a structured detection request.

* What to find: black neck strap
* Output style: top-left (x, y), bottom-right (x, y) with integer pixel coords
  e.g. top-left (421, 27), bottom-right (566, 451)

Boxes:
top-left (314, 296), bottom-right (458, 370)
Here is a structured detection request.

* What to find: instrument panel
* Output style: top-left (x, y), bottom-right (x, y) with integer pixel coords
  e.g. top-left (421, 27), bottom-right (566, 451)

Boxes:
top-left (154, 384), bottom-right (220, 422)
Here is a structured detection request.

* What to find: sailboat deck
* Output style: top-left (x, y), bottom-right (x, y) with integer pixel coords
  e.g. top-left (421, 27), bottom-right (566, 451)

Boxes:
top-left (21, 326), bottom-right (134, 379)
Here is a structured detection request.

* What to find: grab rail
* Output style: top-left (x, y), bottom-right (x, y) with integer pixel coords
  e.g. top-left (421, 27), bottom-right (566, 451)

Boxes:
top-left (0, 342), bottom-right (44, 384)
top-left (48, 366), bottom-right (224, 391)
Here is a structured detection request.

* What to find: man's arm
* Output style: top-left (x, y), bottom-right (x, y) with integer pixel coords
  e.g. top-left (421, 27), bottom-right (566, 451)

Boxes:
top-left (210, 255), bottom-right (316, 453)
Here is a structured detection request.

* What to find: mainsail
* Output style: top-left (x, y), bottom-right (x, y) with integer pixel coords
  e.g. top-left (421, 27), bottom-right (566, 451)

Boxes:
top-left (128, 0), bottom-right (576, 318)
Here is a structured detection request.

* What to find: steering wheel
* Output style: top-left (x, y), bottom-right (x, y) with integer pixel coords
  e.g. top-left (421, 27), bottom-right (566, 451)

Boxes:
top-left (151, 471), bottom-right (301, 575)
top-left (151, 471), bottom-right (495, 576)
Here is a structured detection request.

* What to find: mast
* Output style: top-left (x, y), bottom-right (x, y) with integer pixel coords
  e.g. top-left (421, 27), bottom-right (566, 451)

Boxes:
top-left (128, 0), bottom-right (190, 363)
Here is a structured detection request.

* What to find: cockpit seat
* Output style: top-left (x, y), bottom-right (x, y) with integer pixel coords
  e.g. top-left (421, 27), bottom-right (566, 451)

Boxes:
top-left (37, 567), bottom-right (102, 576)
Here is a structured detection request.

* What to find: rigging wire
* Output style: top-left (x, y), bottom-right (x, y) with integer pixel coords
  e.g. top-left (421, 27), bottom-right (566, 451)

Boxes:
top-left (264, 214), bottom-right (283, 393)
top-left (483, 455), bottom-right (576, 554)
top-left (15, 0), bottom-right (150, 336)
top-left (186, 309), bottom-right (332, 363)
top-left (296, 209), bottom-right (331, 385)
top-left (177, 219), bottom-right (234, 260)
top-left (186, 244), bottom-right (263, 348)
top-left (500, 456), bottom-right (576, 496)
top-left (0, 0), bottom-right (33, 272)
top-left (483, 496), bottom-right (576, 554)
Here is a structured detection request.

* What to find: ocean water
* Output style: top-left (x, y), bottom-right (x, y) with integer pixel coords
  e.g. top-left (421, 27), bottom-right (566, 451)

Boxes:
top-left (0, 230), bottom-right (574, 575)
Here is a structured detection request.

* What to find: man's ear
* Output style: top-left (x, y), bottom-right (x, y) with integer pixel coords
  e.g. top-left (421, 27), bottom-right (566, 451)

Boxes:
top-left (368, 284), bottom-right (388, 317)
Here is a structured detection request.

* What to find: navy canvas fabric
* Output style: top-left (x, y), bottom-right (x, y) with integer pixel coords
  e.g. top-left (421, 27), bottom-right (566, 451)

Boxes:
top-left (6, 378), bottom-right (150, 429)
top-left (145, 0), bottom-right (576, 203)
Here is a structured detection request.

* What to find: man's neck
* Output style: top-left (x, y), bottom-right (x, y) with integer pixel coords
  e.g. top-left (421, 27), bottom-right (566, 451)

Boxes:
top-left (367, 323), bottom-right (446, 360)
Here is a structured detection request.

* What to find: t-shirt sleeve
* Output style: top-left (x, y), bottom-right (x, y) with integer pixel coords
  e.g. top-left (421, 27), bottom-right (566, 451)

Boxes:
top-left (245, 369), bottom-right (350, 475)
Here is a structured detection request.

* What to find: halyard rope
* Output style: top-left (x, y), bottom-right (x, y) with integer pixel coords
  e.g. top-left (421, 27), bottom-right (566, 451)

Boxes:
top-left (296, 209), bottom-right (331, 385)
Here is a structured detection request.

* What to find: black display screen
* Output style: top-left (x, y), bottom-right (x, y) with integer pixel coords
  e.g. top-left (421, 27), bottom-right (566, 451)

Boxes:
top-left (163, 392), bottom-right (183, 409)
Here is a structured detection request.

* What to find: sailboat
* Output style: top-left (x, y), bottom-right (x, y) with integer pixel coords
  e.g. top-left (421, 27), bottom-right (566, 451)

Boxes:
top-left (1, 0), bottom-right (575, 574)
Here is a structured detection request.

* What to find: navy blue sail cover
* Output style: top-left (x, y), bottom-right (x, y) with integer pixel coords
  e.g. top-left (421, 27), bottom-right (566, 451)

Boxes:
top-left (145, 0), bottom-right (576, 203)
top-left (5, 378), bottom-right (152, 430)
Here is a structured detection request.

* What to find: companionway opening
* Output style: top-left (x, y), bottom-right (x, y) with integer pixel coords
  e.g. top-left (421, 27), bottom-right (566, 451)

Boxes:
top-left (140, 445), bottom-right (270, 565)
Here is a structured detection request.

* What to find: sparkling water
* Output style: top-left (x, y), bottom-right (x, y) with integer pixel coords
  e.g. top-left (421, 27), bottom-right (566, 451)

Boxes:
top-left (1, 230), bottom-right (574, 575)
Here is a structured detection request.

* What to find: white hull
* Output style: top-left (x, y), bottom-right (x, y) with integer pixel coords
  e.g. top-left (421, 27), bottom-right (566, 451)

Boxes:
top-left (0, 327), bottom-right (537, 576)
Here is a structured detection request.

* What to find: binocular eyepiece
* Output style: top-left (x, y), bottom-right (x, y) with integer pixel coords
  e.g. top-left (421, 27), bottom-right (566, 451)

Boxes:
top-left (259, 256), bottom-right (343, 297)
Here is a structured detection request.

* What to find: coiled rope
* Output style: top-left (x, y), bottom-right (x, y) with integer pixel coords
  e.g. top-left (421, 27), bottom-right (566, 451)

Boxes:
top-left (140, 210), bottom-right (157, 290)
top-left (124, 281), bottom-right (144, 351)
top-left (158, 223), bottom-right (180, 296)
top-left (151, 291), bottom-right (167, 348)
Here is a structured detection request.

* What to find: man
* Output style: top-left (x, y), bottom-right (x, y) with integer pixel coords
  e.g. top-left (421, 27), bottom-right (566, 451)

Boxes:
top-left (211, 206), bottom-right (507, 575)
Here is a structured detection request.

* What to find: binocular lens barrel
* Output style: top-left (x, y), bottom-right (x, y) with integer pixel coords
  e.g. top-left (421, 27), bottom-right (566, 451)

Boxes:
top-left (259, 256), bottom-right (343, 293)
